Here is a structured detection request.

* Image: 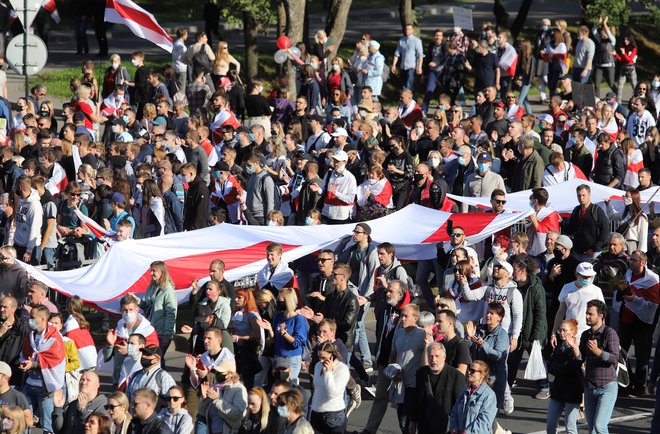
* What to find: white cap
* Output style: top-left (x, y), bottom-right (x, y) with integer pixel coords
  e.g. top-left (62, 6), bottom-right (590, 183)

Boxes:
top-left (493, 258), bottom-right (513, 275)
top-left (368, 40), bottom-right (380, 50)
top-left (0, 361), bottom-right (11, 378)
top-left (576, 262), bottom-right (597, 277)
top-left (331, 127), bottom-right (349, 137)
top-left (332, 150), bottom-right (349, 162)
top-left (537, 114), bottom-right (554, 125)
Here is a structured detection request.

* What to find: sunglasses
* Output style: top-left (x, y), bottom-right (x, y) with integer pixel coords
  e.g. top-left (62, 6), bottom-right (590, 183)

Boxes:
top-left (450, 233), bottom-right (465, 237)
top-left (492, 199), bottom-right (506, 205)
top-left (167, 396), bottom-right (183, 402)
top-left (70, 193), bottom-right (82, 197)
top-left (317, 258), bottom-right (333, 263)
top-left (104, 404), bottom-right (122, 410)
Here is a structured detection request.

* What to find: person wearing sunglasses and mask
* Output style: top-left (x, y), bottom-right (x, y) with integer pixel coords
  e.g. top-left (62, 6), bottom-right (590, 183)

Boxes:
top-left (125, 345), bottom-right (175, 404)
top-left (157, 386), bottom-right (193, 434)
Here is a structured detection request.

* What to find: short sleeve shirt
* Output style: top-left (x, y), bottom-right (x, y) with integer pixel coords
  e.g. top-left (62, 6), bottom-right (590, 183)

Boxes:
top-left (0, 387), bottom-right (30, 410)
top-left (442, 335), bottom-right (472, 369)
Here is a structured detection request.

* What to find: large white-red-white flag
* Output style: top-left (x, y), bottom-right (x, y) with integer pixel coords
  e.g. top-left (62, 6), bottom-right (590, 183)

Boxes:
top-left (498, 42), bottom-right (518, 77)
top-left (104, 0), bottom-right (173, 53)
top-left (41, 0), bottom-right (60, 23)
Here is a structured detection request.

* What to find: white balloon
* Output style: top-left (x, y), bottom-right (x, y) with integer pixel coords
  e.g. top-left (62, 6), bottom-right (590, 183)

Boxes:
top-left (287, 47), bottom-right (302, 60)
top-left (274, 50), bottom-right (288, 64)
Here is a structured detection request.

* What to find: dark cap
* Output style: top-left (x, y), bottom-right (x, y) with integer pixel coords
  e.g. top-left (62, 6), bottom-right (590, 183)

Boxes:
top-left (136, 129), bottom-right (150, 141)
top-left (194, 305), bottom-right (214, 322)
top-left (492, 101), bottom-right (505, 109)
top-left (477, 152), bottom-right (492, 162)
top-left (355, 222), bottom-right (371, 235)
top-left (308, 114), bottom-right (324, 124)
top-left (605, 91), bottom-right (617, 101)
top-left (140, 345), bottom-right (162, 358)
top-left (213, 161), bottom-right (230, 172)
top-left (296, 152), bottom-right (314, 161)
top-left (236, 126), bottom-right (250, 134)
top-left (112, 117), bottom-right (127, 127)
top-left (343, 143), bottom-right (357, 153)
top-left (111, 192), bottom-right (126, 205)
top-left (73, 112), bottom-right (86, 123)
top-left (273, 357), bottom-right (290, 369)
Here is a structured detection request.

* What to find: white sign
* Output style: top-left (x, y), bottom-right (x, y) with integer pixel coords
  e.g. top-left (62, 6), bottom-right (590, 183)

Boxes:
top-left (5, 34), bottom-right (48, 76)
top-left (453, 6), bottom-right (473, 31)
top-left (8, 0), bottom-right (41, 29)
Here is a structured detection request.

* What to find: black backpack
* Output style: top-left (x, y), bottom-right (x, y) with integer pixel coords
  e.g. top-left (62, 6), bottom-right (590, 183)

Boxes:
top-left (192, 44), bottom-right (212, 75)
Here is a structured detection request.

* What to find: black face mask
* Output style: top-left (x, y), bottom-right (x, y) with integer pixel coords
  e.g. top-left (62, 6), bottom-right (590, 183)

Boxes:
top-left (276, 300), bottom-right (287, 311)
top-left (140, 357), bottom-right (154, 368)
top-left (414, 173), bottom-right (425, 184)
top-left (215, 372), bottom-right (227, 383)
top-left (199, 321), bottom-right (211, 330)
top-left (277, 370), bottom-right (290, 381)
top-left (552, 249), bottom-right (563, 261)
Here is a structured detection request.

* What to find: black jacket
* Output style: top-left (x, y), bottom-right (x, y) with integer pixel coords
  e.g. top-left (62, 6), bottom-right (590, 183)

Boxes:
top-left (543, 254), bottom-right (581, 330)
top-left (591, 145), bottom-right (625, 188)
top-left (0, 264), bottom-right (29, 304)
top-left (413, 365), bottom-right (467, 434)
top-left (53, 394), bottom-right (108, 434)
top-left (128, 413), bottom-right (174, 434)
top-left (565, 203), bottom-right (610, 255)
top-left (183, 177), bottom-right (210, 230)
top-left (322, 286), bottom-right (359, 350)
top-left (0, 315), bottom-right (27, 386)
top-left (346, 158), bottom-right (368, 186)
top-left (548, 341), bottom-right (583, 404)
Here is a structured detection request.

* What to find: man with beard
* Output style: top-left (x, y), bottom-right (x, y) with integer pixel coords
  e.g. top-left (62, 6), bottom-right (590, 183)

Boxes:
top-left (0, 296), bottom-right (27, 386)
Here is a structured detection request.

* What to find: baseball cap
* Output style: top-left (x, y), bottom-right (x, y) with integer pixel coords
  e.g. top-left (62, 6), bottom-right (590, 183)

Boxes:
top-left (111, 192), bottom-right (126, 205)
top-left (555, 235), bottom-right (573, 250)
top-left (331, 127), bottom-right (348, 138)
top-left (236, 126), bottom-right (250, 135)
top-left (152, 116), bottom-right (167, 126)
top-left (332, 150), bottom-right (348, 162)
top-left (194, 305), bottom-right (214, 322)
top-left (213, 161), bottom-right (230, 172)
top-left (0, 361), bottom-right (11, 378)
top-left (605, 91), bottom-right (617, 101)
top-left (537, 114), bottom-right (554, 125)
top-left (140, 345), bottom-right (163, 358)
top-left (492, 101), bottom-right (505, 109)
top-left (295, 152), bottom-right (314, 161)
top-left (73, 112), bottom-right (86, 123)
top-left (493, 258), bottom-right (513, 275)
top-left (477, 152), bottom-right (492, 162)
top-left (455, 145), bottom-right (472, 156)
top-left (343, 143), bottom-right (357, 153)
top-left (112, 117), bottom-right (127, 127)
top-left (136, 129), bottom-right (150, 141)
top-left (576, 262), bottom-right (597, 277)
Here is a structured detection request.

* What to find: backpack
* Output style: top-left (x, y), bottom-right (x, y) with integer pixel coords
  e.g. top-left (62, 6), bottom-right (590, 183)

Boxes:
top-left (381, 62), bottom-right (390, 83)
top-left (391, 264), bottom-right (416, 297)
top-left (192, 44), bottom-right (212, 75)
top-left (598, 326), bottom-right (630, 388)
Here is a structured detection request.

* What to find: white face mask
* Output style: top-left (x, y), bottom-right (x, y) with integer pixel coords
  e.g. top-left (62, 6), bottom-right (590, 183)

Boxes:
top-left (334, 165), bottom-right (345, 174)
top-left (131, 58), bottom-right (140, 67)
top-left (624, 197), bottom-right (633, 205)
top-left (492, 245), bottom-right (500, 255)
top-left (112, 125), bottom-right (120, 133)
top-left (305, 216), bottom-right (315, 226)
top-left (359, 110), bottom-right (368, 118)
top-left (127, 343), bottom-right (140, 358)
top-left (415, 127), bottom-right (424, 136)
top-left (428, 158), bottom-right (440, 168)
top-left (123, 312), bottom-right (137, 324)
top-left (267, 220), bottom-right (278, 226)
top-left (332, 64), bottom-right (340, 72)
top-left (368, 178), bottom-right (378, 185)
top-left (112, 62), bottom-right (120, 69)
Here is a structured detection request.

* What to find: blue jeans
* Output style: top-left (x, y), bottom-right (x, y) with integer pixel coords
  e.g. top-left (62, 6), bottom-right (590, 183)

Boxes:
top-left (286, 355), bottom-right (302, 386)
top-left (195, 419), bottom-right (208, 434)
top-left (518, 84), bottom-right (533, 114)
top-left (400, 68), bottom-right (416, 91)
top-left (355, 301), bottom-right (373, 367)
top-left (42, 247), bottom-right (56, 270)
top-left (572, 67), bottom-right (592, 84)
top-left (23, 383), bottom-right (54, 433)
top-left (583, 381), bottom-right (618, 434)
top-left (422, 70), bottom-right (440, 113)
top-left (547, 399), bottom-right (580, 434)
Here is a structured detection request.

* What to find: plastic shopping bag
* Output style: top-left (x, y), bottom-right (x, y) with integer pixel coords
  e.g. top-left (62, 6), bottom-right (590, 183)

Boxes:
top-left (523, 340), bottom-right (547, 381)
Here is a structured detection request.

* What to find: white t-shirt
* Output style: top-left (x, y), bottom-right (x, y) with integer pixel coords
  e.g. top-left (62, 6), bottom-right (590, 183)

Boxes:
top-left (558, 282), bottom-right (605, 336)
top-left (627, 110), bottom-right (656, 147)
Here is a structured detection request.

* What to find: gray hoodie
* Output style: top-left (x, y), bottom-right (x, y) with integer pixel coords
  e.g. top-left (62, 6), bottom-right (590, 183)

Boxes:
top-left (14, 188), bottom-right (43, 251)
top-left (465, 278), bottom-right (523, 340)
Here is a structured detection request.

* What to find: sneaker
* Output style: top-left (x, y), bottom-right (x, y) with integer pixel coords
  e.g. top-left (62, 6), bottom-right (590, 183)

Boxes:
top-left (347, 386), bottom-right (362, 417)
top-left (503, 395), bottom-right (514, 415)
top-left (364, 386), bottom-right (376, 397)
top-left (535, 389), bottom-right (550, 400)
top-left (363, 364), bottom-right (374, 373)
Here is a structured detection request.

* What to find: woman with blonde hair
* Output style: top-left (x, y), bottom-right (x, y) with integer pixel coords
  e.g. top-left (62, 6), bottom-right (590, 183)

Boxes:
top-left (140, 103), bottom-right (157, 132)
top-left (201, 358), bottom-right (248, 434)
top-left (106, 391), bottom-right (131, 434)
top-left (212, 41), bottom-right (241, 84)
top-left (12, 130), bottom-right (26, 154)
top-left (450, 360), bottom-right (497, 433)
top-left (598, 102), bottom-right (619, 143)
top-left (12, 98), bottom-right (32, 131)
top-left (73, 85), bottom-right (104, 134)
top-left (1, 406), bottom-right (26, 434)
top-left (261, 288), bottom-right (307, 385)
top-left (239, 387), bottom-right (270, 434)
top-left (619, 137), bottom-right (644, 189)
top-left (38, 100), bottom-right (58, 133)
top-left (138, 261), bottom-right (177, 365)
top-left (230, 288), bottom-right (265, 389)
top-left (264, 136), bottom-right (287, 178)
top-left (266, 210), bottom-right (285, 227)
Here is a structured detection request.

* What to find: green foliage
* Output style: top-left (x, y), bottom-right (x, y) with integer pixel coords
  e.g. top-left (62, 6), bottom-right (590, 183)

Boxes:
top-left (220, 0), bottom-right (277, 27)
top-left (583, 0), bottom-right (630, 27)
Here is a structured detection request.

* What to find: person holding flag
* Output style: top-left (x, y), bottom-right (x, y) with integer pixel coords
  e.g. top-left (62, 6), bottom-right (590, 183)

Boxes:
top-left (542, 29), bottom-right (568, 98)
top-left (496, 32), bottom-right (518, 99)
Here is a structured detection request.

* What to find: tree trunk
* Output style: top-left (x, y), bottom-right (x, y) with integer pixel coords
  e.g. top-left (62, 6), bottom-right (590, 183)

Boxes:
top-left (277, 0), bottom-right (287, 36)
top-left (324, 0), bottom-right (353, 62)
top-left (399, 0), bottom-right (414, 33)
top-left (285, 0), bottom-right (306, 101)
top-left (509, 0), bottom-right (534, 39)
top-left (493, 0), bottom-right (510, 32)
top-left (243, 11), bottom-right (259, 83)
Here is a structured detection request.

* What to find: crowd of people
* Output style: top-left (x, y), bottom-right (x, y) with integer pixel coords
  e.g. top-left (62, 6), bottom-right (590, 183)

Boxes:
top-left (0, 6), bottom-right (658, 434)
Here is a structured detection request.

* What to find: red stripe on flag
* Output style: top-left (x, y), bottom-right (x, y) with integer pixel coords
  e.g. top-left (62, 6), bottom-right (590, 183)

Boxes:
top-left (82, 241), bottom-right (301, 304)
top-left (422, 213), bottom-right (498, 243)
top-left (109, 0), bottom-right (172, 42)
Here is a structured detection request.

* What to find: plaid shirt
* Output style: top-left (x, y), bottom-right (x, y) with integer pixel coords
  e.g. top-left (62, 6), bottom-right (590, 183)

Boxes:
top-left (185, 82), bottom-right (212, 113)
top-left (579, 324), bottom-right (620, 388)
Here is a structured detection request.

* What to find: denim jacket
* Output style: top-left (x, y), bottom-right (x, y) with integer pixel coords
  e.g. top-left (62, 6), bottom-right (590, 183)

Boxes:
top-left (450, 382), bottom-right (498, 434)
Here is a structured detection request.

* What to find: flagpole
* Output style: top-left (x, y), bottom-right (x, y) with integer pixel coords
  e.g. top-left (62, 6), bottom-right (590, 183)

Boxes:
top-left (23, 0), bottom-right (28, 98)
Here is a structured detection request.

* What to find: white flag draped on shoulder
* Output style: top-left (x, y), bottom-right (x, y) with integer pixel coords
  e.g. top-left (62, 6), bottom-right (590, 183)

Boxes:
top-left (104, 0), bottom-right (173, 53)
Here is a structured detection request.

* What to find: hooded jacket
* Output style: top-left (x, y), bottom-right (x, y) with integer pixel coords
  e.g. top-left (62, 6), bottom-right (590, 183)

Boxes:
top-left (517, 274), bottom-right (548, 350)
top-left (375, 289), bottom-right (412, 366)
top-left (14, 188), bottom-right (43, 250)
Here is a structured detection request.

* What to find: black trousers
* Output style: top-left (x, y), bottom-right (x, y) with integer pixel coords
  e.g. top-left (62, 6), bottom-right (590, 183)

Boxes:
top-left (619, 318), bottom-right (654, 388)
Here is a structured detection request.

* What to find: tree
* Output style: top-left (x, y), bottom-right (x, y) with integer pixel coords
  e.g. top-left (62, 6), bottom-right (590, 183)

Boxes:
top-left (324, 0), bottom-right (353, 62)
top-left (581, 0), bottom-right (659, 27)
top-left (220, 0), bottom-right (277, 83)
top-left (399, 0), bottom-right (415, 33)
top-left (285, 0), bottom-right (306, 100)
top-left (493, 0), bottom-right (534, 39)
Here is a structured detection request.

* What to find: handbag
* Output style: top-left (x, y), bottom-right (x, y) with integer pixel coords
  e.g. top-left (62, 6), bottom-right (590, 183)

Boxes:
top-left (523, 340), bottom-right (547, 381)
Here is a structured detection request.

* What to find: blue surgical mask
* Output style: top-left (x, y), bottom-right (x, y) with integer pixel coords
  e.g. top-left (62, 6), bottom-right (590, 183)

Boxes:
top-left (212, 170), bottom-right (222, 179)
top-left (122, 115), bottom-right (130, 124)
top-left (578, 277), bottom-right (591, 287)
top-left (277, 405), bottom-right (289, 418)
top-left (249, 132), bottom-right (255, 142)
top-left (246, 165), bottom-right (256, 175)
top-left (438, 104), bottom-right (446, 111)
top-left (568, 137), bottom-right (576, 145)
top-left (305, 216), bottom-right (315, 226)
top-left (652, 81), bottom-right (660, 89)
top-left (529, 200), bottom-right (535, 208)
top-left (355, 130), bottom-right (363, 139)
top-left (477, 162), bottom-right (489, 173)
top-left (458, 157), bottom-right (467, 166)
